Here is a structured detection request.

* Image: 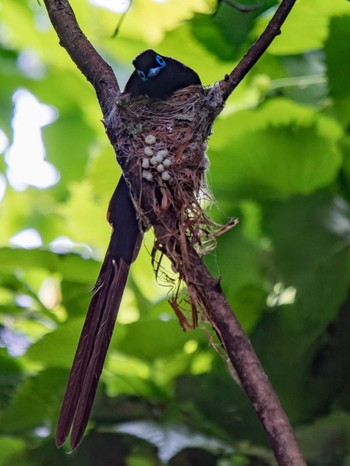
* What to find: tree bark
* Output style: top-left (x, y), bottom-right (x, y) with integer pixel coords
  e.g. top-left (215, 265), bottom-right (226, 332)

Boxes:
top-left (43, 1), bottom-right (306, 465)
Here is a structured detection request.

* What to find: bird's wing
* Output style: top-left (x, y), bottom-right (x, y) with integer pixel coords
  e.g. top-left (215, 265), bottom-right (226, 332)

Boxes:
top-left (124, 70), bottom-right (145, 97)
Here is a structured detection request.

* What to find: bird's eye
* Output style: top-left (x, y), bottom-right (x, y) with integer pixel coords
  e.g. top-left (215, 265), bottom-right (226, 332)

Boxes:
top-left (155, 55), bottom-right (166, 67)
top-left (137, 70), bottom-right (147, 81)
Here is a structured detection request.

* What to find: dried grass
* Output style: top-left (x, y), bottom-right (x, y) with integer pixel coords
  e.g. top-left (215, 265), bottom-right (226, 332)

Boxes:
top-left (110, 84), bottom-right (236, 327)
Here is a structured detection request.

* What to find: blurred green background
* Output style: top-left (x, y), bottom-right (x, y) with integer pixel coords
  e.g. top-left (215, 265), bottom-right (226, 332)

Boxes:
top-left (0, 0), bottom-right (350, 464)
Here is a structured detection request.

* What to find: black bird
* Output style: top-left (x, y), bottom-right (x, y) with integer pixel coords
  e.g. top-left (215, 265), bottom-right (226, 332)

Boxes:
top-left (124, 49), bottom-right (201, 99)
top-left (56, 50), bottom-right (201, 449)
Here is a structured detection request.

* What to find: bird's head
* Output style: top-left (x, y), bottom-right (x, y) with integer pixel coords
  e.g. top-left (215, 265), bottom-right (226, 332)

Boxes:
top-left (132, 49), bottom-right (167, 82)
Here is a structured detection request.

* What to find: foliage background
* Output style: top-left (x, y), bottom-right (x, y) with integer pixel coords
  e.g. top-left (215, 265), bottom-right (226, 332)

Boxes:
top-left (0, 0), bottom-right (350, 464)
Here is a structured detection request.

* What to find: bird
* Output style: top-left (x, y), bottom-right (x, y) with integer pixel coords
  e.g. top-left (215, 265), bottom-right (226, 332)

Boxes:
top-left (55, 50), bottom-right (201, 449)
top-left (124, 49), bottom-right (201, 99)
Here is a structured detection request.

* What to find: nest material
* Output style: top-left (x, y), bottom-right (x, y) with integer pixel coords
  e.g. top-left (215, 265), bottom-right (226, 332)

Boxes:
top-left (111, 84), bottom-right (231, 327)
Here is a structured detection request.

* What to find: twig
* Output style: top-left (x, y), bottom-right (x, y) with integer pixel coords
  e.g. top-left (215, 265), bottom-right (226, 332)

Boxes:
top-left (216, 0), bottom-right (262, 14)
top-left (219, 0), bottom-right (297, 101)
top-left (112, 0), bottom-right (132, 38)
top-left (42, 1), bottom-right (305, 465)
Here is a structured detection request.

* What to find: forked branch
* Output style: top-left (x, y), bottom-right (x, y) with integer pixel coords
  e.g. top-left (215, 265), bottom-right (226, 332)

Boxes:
top-left (43, 0), bottom-right (296, 115)
top-left (42, 1), bottom-right (305, 465)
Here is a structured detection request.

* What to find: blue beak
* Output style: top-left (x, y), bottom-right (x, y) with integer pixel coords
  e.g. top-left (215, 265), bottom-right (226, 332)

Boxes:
top-left (148, 66), bottom-right (161, 78)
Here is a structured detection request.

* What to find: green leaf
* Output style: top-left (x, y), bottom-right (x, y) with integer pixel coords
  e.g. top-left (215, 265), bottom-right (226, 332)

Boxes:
top-left (175, 372), bottom-right (266, 443)
top-left (0, 351), bottom-right (23, 411)
top-left (25, 318), bottom-right (84, 369)
top-left (115, 319), bottom-right (205, 361)
top-left (210, 98), bottom-right (342, 199)
top-left (208, 227), bottom-right (266, 332)
top-left (0, 436), bottom-right (25, 466)
top-left (0, 368), bottom-right (67, 432)
top-left (58, 180), bottom-right (111, 249)
top-left (42, 111), bottom-right (94, 186)
top-left (87, 145), bottom-right (122, 207)
top-left (263, 192), bottom-right (350, 283)
top-left (326, 15), bottom-right (350, 126)
top-left (253, 248), bottom-right (350, 420)
top-left (0, 248), bottom-right (99, 284)
top-left (159, 23), bottom-right (230, 85)
top-left (298, 412), bottom-right (350, 466)
top-left (257, 0), bottom-right (350, 55)
top-left (190, 8), bottom-right (256, 62)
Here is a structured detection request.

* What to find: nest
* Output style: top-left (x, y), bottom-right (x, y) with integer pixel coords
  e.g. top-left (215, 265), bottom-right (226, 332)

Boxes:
top-left (108, 84), bottom-right (234, 328)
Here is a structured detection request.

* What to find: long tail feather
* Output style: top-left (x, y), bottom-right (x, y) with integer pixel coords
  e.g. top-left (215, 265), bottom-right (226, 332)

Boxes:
top-left (56, 176), bottom-right (141, 448)
top-left (70, 258), bottom-right (130, 448)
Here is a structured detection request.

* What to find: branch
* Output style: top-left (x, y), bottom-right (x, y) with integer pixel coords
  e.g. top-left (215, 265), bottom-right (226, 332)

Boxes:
top-left (43, 1), bottom-right (305, 465)
top-left (43, 0), bottom-right (119, 113)
top-left (174, 233), bottom-right (306, 466)
top-left (43, 0), bottom-right (296, 113)
top-left (109, 101), bottom-right (306, 465)
top-left (217, 0), bottom-right (262, 14)
top-left (219, 0), bottom-right (297, 101)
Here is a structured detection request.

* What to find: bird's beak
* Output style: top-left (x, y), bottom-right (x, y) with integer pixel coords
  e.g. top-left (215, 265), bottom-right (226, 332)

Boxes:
top-left (148, 66), bottom-right (161, 78)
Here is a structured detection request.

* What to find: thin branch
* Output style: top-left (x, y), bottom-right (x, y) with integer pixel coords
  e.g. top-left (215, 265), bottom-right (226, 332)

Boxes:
top-left (112, 1), bottom-right (132, 38)
top-left (43, 1), bottom-right (305, 465)
top-left (219, 0), bottom-right (297, 101)
top-left (216, 0), bottom-right (262, 14)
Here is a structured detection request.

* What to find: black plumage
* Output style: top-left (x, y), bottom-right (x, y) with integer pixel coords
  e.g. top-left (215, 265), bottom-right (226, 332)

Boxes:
top-left (56, 50), bottom-right (201, 449)
top-left (124, 49), bottom-right (201, 99)
top-left (55, 177), bottom-right (141, 449)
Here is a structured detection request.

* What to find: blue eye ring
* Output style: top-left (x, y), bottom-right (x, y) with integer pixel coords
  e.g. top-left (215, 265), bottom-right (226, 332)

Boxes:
top-left (155, 54), bottom-right (166, 68)
top-left (137, 70), bottom-right (147, 81)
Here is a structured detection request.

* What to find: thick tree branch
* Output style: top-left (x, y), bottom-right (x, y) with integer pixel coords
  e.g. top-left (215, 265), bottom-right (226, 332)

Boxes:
top-left (43, 0), bottom-right (119, 113)
top-left (191, 254), bottom-right (305, 466)
top-left (177, 235), bottom-right (305, 466)
top-left (110, 117), bottom-right (306, 466)
top-left (43, 0), bottom-right (297, 117)
top-left (43, 1), bottom-right (305, 465)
